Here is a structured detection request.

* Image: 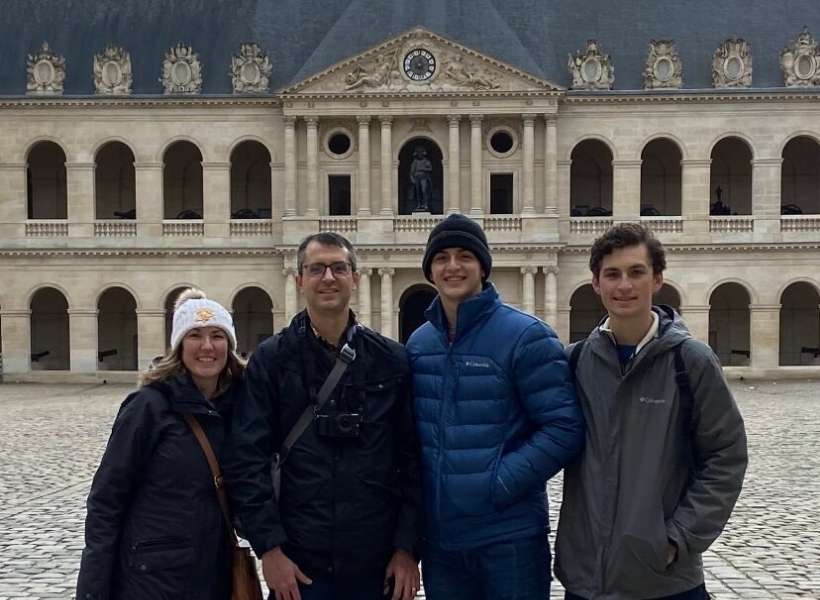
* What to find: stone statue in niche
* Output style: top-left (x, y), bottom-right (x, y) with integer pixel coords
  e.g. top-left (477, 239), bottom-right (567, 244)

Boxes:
top-left (93, 45), bottom-right (132, 95)
top-left (567, 39), bottom-right (614, 90)
top-left (160, 44), bottom-right (202, 94)
top-left (712, 38), bottom-right (752, 88)
top-left (26, 42), bottom-right (65, 95)
top-left (409, 146), bottom-right (433, 212)
top-left (643, 40), bottom-right (683, 89)
top-left (231, 43), bottom-right (272, 93)
top-left (780, 28), bottom-right (820, 87)
top-left (345, 49), bottom-right (401, 90)
top-left (442, 55), bottom-right (500, 90)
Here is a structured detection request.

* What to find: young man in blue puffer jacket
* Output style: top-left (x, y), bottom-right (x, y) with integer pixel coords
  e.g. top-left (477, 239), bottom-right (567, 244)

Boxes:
top-left (407, 213), bottom-right (584, 600)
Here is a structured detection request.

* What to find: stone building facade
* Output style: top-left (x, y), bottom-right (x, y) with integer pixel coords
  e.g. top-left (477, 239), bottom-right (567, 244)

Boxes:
top-left (1, 14), bottom-right (819, 381)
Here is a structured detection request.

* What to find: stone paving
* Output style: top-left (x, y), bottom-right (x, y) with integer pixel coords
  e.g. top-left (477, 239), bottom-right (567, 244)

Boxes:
top-left (0, 380), bottom-right (818, 599)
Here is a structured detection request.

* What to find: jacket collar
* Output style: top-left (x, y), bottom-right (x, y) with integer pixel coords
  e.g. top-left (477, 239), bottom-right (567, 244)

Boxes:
top-left (151, 372), bottom-right (231, 416)
top-left (425, 282), bottom-right (501, 341)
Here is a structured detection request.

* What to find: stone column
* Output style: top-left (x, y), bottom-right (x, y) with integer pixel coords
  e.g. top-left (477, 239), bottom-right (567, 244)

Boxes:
top-left (679, 305), bottom-right (710, 344)
top-left (379, 117), bottom-right (393, 216)
top-left (135, 162), bottom-right (163, 237)
top-left (358, 268), bottom-right (372, 327)
top-left (357, 116), bottom-right (371, 216)
top-left (521, 116), bottom-right (536, 214)
top-left (751, 158), bottom-right (783, 236)
top-left (681, 159), bottom-right (711, 236)
top-left (543, 266), bottom-right (559, 327)
top-left (379, 267), bottom-right (394, 339)
top-left (0, 309), bottom-right (31, 373)
top-left (521, 267), bottom-right (536, 315)
top-left (447, 115), bottom-right (461, 213)
top-left (283, 268), bottom-right (298, 321)
top-left (136, 309), bottom-right (166, 369)
top-left (305, 117), bottom-right (320, 217)
top-left (750, 304), bottom-right (781, 369)
top-left (0, 163), bottom-right (27, 239)
top-left (283, 116), bottom-right (297, 217)
top-left (612, 159), bottom-right (642, 221)
top-left (66, 161), bottom-right (95, 238)
top-left (202, 161), bottom-right (230, 237)
top-left (68, 308), bottom-right (98, 373)
top-left (544, 116), bottom-right (558, 215)
top-left (470, 115), bottom-right (483, 214)
top-left (556, 307), bottom-right (571, 344)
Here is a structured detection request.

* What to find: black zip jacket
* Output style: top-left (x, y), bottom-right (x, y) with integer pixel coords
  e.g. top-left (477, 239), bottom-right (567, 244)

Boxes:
top-left (76, 375), bottom-right (235, 600)
top-left (224, 311), bottom-right (422, 579)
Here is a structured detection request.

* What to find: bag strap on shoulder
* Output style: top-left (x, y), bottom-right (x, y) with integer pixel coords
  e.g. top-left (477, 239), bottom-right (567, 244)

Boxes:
top-left (673, 340), bottom-right (695, 437)
top-left (568, 338), bottom-right (586, 375)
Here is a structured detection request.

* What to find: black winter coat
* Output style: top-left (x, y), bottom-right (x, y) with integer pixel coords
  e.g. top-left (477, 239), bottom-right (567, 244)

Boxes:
top-left (76, 374), bottom-right (236, 600)
top-left (224, 311), bottom-right (422, 579)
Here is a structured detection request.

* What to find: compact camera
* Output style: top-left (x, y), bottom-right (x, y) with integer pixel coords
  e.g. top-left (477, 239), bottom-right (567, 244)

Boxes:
top-left (315, 412), bottom-right (363, 438)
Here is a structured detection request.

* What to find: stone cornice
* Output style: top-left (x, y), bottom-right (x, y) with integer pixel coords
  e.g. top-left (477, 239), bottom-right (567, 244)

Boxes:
top-left (561, 242), bottom-right (820, 254)
top-left (0, 95), bottom-right (281, 110)
top-left (563, 89), bottom-right (820, 105)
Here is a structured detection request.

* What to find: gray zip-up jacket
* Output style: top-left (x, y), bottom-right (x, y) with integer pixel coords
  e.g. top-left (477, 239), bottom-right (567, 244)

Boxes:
top-left (555, 306), bottom-right (747, 599)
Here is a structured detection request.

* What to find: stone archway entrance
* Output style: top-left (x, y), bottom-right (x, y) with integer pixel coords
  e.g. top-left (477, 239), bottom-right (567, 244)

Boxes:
top-left (30, 288), bottom-right (70, 370)
top-left (399, 284), bottom-right (437, 344)
top-left (654, 284), bottom-right (681, 312)
top-left (569, 284), bottom-right (606, 343)
top-left (398, 138), bottom-right (443, 215)
top-left (98, 287), bottom-right (138, 370)
top-left (779, 282), bottom-right (820, 365)
top-left (232, 286), bottom-right (274, 357)
top-left (709, 283), bottom-right (751, 366)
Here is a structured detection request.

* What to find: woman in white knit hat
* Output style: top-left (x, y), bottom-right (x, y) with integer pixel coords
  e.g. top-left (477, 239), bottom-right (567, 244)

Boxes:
top-left (76, 288), bottom-right (248, 600)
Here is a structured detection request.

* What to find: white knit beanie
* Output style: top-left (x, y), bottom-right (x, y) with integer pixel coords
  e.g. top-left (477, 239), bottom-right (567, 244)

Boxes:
top-left (170, 289), bottom-right (237, 352)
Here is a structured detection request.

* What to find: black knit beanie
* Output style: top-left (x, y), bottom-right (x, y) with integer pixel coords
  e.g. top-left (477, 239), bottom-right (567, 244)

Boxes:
top-left (422, 214), bottom-right (492, 282)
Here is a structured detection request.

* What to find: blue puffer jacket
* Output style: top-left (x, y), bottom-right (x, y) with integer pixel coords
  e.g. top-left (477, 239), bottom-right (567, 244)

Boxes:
top-left (407, 283), bottom-right (584, 550)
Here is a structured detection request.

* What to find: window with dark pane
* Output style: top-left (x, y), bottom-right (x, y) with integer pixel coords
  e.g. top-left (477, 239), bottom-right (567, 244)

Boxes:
top-left (329, 175), bottom-right (351, 215)
top-left (490, 173), bottom-right (514, 214)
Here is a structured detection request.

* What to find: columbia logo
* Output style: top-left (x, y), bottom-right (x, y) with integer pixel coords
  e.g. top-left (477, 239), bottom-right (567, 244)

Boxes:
top-left (465, 361), bottom-right (491, 368)
top-left (639, 396), bottom-right (666, 404)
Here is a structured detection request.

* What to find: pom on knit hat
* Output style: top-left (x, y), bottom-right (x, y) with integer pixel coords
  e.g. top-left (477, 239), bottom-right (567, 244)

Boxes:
top-left (421, 213), bottom-right (492, 282)
top-left (170, 288), bottom-right (237, 352)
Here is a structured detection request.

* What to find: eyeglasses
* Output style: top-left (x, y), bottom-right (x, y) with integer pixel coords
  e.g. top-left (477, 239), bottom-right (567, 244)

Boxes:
top-left (302, 261), bottom-right (353, 278)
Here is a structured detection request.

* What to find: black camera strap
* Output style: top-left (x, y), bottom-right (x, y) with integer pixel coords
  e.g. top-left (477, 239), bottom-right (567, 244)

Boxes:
top-left (277, 324), bottom-right (358, 467)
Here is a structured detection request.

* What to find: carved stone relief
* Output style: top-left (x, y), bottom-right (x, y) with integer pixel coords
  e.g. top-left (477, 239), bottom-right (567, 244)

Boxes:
top-left (160, 44), bottom-right (202, 94)
top-left (781, 28), bottom-right (820, 87)
top-left (643, 40), bottom-right (682, 89)
top-left (93, 45), bottom-right (132, 95)
top-left (712, 38), bottom-right (752, 88)
top-left (26, 42), bottom-right (66, 95)
top-left (231, 43), bottom-right (272, 93)
top-left (568, 40), bottom-right (614, 90)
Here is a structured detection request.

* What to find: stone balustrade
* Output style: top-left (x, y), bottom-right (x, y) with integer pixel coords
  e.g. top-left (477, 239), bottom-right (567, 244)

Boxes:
top-left (709, 216), bottom-right (755, 233)
top-left (229, 219), bottom-right (273, 236)
top-left (25, 220), bottom-right (69, 237)
top-left (161, 220), bottom-right (204, 237)
top-left (94, 220), bottom-right (137, 237)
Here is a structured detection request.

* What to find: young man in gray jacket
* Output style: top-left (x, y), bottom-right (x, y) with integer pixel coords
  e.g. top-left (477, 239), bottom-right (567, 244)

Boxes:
top-left (555, 223), bottom-right (748, 600)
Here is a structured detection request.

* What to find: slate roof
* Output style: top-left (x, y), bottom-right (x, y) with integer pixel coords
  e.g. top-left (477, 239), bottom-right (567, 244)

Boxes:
top-left (1, 0), bottom-right (819, 95)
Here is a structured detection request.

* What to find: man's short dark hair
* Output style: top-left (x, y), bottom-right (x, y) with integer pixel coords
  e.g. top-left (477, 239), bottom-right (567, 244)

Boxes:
top-left (296, 232), bottom-right (358, 273)
top-left (589, 223), bottom-right (666, 276)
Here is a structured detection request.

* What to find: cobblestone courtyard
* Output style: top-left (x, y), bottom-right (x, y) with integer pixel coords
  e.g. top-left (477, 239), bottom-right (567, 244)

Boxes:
top-left (0, 381), bottom-right (817, 599)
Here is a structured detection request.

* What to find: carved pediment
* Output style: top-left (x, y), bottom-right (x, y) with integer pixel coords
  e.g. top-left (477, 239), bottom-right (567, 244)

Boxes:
top-left (644, 40), bottom-right (682, 90)
top-left (781, 28), bottom-right (820, 87)
top-left (568, 40), bottom-right (614, 90)
top-left (27, 42), bottom-right (65, 96)
top-left (283, 28), bottom-right (561, 94)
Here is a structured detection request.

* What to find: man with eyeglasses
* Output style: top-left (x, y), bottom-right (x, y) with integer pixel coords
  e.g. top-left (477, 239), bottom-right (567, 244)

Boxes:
top-left (226, 232), bottom-right (422, 600)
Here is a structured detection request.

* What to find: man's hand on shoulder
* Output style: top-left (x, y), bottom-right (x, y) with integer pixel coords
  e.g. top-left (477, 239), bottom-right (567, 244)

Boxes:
top-left (385, 548), bottom-right (420, 600)
top-left (262, 546), bottom-right (312, 600)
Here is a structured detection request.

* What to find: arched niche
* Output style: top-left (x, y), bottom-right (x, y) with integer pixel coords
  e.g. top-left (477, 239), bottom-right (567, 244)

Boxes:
top-left (708, 282), bottom-right (751, 366)
top-left (570, 139), bottom-right (613, 217)
top-left (30, 287), bottom-right (70, 370)
top-left (97, 287), bottom-right (138, 370)
top-left (399, 284), bottom-right (437, 344)
top-left (230, 141), bottom-right (272, 219)
top-left (398, 138), bottom-right (444, 215)
top-left (232, 286), bottom-right (274, 356)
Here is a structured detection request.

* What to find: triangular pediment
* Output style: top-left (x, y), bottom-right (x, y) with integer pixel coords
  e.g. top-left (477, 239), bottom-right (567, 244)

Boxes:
top-left (282, 28), bottom-right (562, 95)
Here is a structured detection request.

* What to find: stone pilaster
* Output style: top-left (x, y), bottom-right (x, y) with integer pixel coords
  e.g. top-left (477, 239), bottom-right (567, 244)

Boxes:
top-left (679, 305), bottom-right (710, 344)
top-left (357, 116), bottom-right (371, 216)
top-left (68, 308), bottom-right (98, 373)
top-left (681, 158), bottom-right (711, 236)
top-left (543, 116), bottom-right (558, 215)
top-left (283, 116), bottom-right (297, 217)
top-left (66, 162), bottom-right (95, 238)
top-left (521, 116), bottom-right (536, 214)
top-left (447, 115), bottom-right (461, 213)
top-left (543, 266), bottom-right (559, 327)
top-left (469, 115), bottom-right (483, 214)
top-left (358, 268), bottom-right (372, 328)
top-left (379, 267), bottom-right (394, 339)
top-left (0, 163), bottom-right (28, 232)
top-left (379, 117), bottom-right (393, 216)
top-left (305, 117), bottom-right (319, 217)
top-left (0, 309), bottom-right (31, 374)
top-left (135, 162), bottom-right (163, 237)
top-left (612, 159), bottom-right (642, 221)
top-left (750, 304), bottom-right (781, 369)
top-left (136, 309), bottom-right (166, 369)
top-left (283, 267), bottom-right (298, 322)
top-left (521, 266), bottom-right (536, 315)
top-left (751, 158), bottom-right (783, 237)
top-left (202, 161), bottom-right (230, 237)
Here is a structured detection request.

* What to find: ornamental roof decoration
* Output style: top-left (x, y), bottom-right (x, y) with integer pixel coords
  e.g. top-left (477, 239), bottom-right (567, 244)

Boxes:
top-left (160, 43), bottom-right (202, 94)
top-left (26, 42), bottom-right (66, 96)
top-left (781, 27), bottom-right (820, 87)
top-left (568, 39), bottom-right (615, 90)
top-left (93, 45), bottom-right (132, 95)
top-left (712, 38), bottom-right (752, 88)
top-left (231, 43), bottom-right (273, 94)
top-left (643, 40), bottom-right (683, 90)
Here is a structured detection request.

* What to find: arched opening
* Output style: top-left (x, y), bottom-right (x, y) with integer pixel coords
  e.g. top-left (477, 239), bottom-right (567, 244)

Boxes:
top-left (708, 283), bottom-right (751, 366)
top-left (781, 136), bottom-right (820, 215)
top-left (569, 284), bottom-right (606, 343)
top-left (398, 138), bottom-right (444, 215)
top-left (570, 140), bottom-right (613, 217)
top-left (97, 287), bottom-right (138, 370)
top-left (30, 288), bottom-right (70, 370)
top-left (779, 282), bottom-right (820, 365)
top-left (640, 139), bottom-right (682, 216)
top-left (653, 284), bottom-right (681, 312)
top-left (399, 284), bottom-right (437, 344)
top-left (95, 142), bottom-right (136, 219)
top-left (27, 142), bottom-right (67, 219)
top-left (710, 137), bottom-right (752, 215)
top-left (232, 287), bottom-right (273, 357)
top-left (163, 141), bottom-right (203, 219)
top-left (230, 141), bottom-right (272, 219)
top-left (164, 287), bottom-right (191, 351)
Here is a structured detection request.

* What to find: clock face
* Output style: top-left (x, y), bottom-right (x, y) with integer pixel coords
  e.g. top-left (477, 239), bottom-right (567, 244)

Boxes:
top-left (403, 48), bottom-right (436, 81)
